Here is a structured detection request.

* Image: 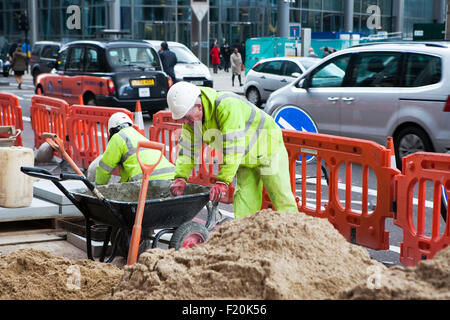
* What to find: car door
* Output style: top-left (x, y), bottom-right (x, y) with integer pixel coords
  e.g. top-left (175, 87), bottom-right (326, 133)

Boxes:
top-left (296, 53), bottom-right (352, 136)
top-left (258, 60), bottom-right (285, 101)
top-left (339, 51), bottom-right (401, 144)
top-left (63, 46), bottom-right (85, 105)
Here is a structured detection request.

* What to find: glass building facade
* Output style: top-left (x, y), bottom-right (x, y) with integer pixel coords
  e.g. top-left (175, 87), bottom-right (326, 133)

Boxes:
top-left (0, 0), bottom-right (445, 49)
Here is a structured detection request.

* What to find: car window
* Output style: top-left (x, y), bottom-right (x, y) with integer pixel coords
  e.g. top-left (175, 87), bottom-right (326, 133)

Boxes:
top-left (85, 47), bottom-right (101, 72)
top-left (66, 47), bottom-right (85, 71)
top-left (56, 49), bottom-right (68, 71)
top-left (31, 44), bottom-right (42, 56)
top-left (283, 61), bottom-right (302, 76)
top-left (41, 45), bottom-right (59, 59)
top-left (252, 62), bottom-right (265, 72)
top-left (171, 46), bottom-right (200, 64)
top-left (404, 53), bottom-right (441, 87)
top-left (260, 60), bottom-right (284, 75)
top-left (348, 52), bottom-right (401, 87)
top-left (300, 59), bottom-right (319, 70)
top-left (309, 54), bottom-right (351, 88)
top-left (107, 47), bottom-right (159, 68)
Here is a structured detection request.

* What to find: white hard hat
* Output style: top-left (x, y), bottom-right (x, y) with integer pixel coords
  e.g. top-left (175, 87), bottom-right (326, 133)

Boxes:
top-left (108, 112), bottom-right (133, 132)
top-left (167, 81), bottom-right (201, 120)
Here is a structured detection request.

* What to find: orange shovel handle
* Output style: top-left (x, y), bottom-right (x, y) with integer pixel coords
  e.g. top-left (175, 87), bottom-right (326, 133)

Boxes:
top-left (127, 140), bottom-right (165, 266)
top-left (43, 132), bottom-right (84, 177)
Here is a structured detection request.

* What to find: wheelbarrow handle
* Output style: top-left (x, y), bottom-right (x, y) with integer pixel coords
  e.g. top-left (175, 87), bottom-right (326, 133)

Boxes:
top-left (135, 140), bottom-right (165, 176)
top-left (21, 166), bottom-right (62, 182)
top-left (60, 173), bottom-right (105, 201)
top-left (43, 132), bottom-right (84, 177)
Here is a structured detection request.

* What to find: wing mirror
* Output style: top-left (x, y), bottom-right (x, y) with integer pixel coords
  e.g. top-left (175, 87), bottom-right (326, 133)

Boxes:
top-left (291, 72), bottom-right (302, 78)
top-left (297, 78), bottom-right (309, 90)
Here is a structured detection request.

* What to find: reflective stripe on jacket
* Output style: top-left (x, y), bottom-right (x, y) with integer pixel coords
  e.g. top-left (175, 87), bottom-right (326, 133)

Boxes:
top-left (96, 126), bottom-right (175, 185)
top-left (174, 87), bottom-right (283, 184)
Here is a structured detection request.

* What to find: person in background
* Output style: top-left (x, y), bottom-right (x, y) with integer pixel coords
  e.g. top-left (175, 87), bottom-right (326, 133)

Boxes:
top-left (159, 41), bottom-right (178, 83)
top-left (308, 48), bottom-right (319, 58)
top-left (11, 47), bottom-right (27, 89)
top-left (220, 41), bottom-right (231, 72)
top-left (8, 41), bottom-right (18, 63)
top-left (322, 47), bottom-right (331, 58)
top-left (210, 39), bottom-right (220, 74)
top-left (21, 41), bottom-right (31, 74)
top-left (230, 47), bottom-right (243, 87)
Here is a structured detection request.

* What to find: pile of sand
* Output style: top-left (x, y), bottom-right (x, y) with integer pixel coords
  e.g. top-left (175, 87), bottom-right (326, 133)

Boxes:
top-left (1, 210), bottom-right (449, 300)
top-left (0, 249), bottom-right (123, 300)
top-left (112, 210), bottom-right (385, 300)
top-left (341, 246), bottom-right (450, 299)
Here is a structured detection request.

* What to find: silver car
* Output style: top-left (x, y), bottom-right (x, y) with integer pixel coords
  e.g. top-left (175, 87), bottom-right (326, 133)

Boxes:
top-left (244, 56), bottom-right (320, 107)
top-left (145, 40), bottom-right (213, 87)
top-left (265, 42), bottom-right (450, 168)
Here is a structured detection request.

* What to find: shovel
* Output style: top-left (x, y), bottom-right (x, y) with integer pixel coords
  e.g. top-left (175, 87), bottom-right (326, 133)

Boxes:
top-left (43, 132), bottom-right (105, 201)
top-left (126, 140), bottom-right (165, 266)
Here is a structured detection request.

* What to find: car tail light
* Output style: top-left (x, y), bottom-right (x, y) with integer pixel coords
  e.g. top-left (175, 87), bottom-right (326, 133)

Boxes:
top-left (106, 78), bottom-right (115, 95)
top-left (168, 77), bottom-right (173, 88)
top-left (444, 96), bottom-right (450, 112)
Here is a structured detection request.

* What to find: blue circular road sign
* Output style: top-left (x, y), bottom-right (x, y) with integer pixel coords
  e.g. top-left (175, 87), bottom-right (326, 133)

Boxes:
top-left (273, 105), bottom-right (319, 163)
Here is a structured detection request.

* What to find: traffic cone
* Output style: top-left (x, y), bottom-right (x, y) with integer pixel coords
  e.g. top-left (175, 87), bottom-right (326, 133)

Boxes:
top-left (78, 95), bottom-right (84, 105)
top-left (134, 100), bottom-right (145, 136)
top-left (386, 136), bottom-right (397, 170)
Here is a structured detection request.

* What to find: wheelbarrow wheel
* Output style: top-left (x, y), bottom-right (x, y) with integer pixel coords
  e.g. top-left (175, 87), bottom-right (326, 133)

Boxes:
top-left (169, 221), bottom-right (209, 250)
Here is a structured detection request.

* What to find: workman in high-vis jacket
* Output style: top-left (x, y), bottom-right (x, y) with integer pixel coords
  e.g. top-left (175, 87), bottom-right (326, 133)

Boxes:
top-left (166, 81), bottom-right (298, 219)
top-left (95, 112), bottom-right (176, 185)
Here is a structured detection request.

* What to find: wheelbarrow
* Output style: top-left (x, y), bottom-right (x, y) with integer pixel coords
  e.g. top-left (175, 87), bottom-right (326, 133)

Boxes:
top-left (20, 167), bottom-right (214, 263)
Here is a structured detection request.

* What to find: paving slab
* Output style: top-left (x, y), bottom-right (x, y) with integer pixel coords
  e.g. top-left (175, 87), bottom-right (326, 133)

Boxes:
top-left (66, 232), bottom-right (111, 257)
top-left (33, 179), bottom-right (87, 205)
top-left (0, 197), bottom-right (59, 222)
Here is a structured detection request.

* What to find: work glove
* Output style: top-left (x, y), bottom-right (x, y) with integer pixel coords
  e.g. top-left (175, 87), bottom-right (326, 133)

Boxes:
top-left (209, 181), bottom-right (228, 203)
top-left (170, 178), bottom-right (186, 197)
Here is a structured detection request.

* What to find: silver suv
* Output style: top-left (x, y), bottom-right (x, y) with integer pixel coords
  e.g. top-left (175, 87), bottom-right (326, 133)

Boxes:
top-left (264, 42), bottom-right (450, 167)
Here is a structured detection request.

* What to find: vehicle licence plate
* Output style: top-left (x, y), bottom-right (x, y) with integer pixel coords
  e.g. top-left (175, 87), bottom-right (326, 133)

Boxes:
top-left (131, 79), bottom-right (155, 87)
top-left (190, 80), bottom-right (203, 85)
top-left (139, 87), bottom-right (150, 97)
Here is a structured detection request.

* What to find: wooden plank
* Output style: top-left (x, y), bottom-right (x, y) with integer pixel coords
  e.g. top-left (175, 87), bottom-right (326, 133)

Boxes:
top-left (0, 232), bottom-right (67, 246)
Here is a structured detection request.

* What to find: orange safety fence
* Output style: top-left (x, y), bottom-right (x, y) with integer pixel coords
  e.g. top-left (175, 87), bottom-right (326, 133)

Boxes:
top-left (261, 130), bottom-right (400, 250)
top-left (394, 152), bottom-right (450, 267)
top-left (30, 95), bottom-right (71, 155)
top-left (0, 93), bottom-right (23, 146)
top-left (149, 111), bottom-right (234, 203)
top-left (67, 104), bottom-right (134, 169)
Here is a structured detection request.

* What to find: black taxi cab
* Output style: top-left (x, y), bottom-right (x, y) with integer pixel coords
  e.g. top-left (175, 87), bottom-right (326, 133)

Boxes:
top-left (35, 40), bottom-right (172, 113)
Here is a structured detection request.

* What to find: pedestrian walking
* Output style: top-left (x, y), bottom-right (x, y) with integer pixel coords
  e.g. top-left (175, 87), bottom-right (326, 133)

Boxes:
top-left (11, 47), bottom-right (27, 89)
top-left (167, 82), bottom-right (299, 220)
top-left (158, 41), bottom-right (178, 83)
top-left (230, 47), bottom-right (243, 86)
top-left (210, 39), bottom-right (220, 74)
top-left (220, 41), bottom-right (231, 72)
top-left (308, 48), bottom-right (319, 58)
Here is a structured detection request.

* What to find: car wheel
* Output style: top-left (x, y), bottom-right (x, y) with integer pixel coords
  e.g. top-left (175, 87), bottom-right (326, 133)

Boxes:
top-left (246, 87), bottom-right (261, 108)
top-left (394, 126), bottom-right (433, 170)
top-left (84, 94), bottom-right (96, 106)
top-left (32, 69), bottom-right (40, 85)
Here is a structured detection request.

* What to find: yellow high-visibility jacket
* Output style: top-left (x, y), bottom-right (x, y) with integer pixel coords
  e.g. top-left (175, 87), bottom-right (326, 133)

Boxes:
top-left (96, 126), bottom-right (175, 185)
top-left (174, 87), bottom-right (284, 184)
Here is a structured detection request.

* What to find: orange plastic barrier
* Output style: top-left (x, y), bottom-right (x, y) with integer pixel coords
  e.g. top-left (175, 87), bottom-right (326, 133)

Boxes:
top-left (262, 130), bottom-right (400, 250)
top-left (67, 105), bottom-right (134, 169)
top-left (394, 152), bottom-right (450, 267)
top-left (30, 95), bottom-right (70, 154)
top-left (0, 93), bottom-right (23, 146)
top-left (149, 111), bottom-right (234, 203)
